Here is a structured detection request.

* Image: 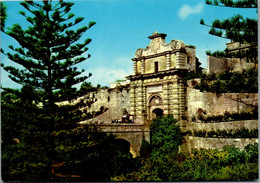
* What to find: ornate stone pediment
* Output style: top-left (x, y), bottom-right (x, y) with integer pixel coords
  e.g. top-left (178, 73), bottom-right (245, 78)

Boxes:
top-left (134, 31), bottom-right (185, 58)
top-left (135, 48), bottom-right (143, 58)
top-left (169, 40), bottom-right (185, 50)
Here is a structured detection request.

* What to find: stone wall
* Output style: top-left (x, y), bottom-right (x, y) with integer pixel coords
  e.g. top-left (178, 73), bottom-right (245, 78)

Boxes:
top-left (207, 56), bottom-right (227, 74)
top-left (181, 136), bottom-right (258, 152)
top-left (184, 120), bottom-right (258, 132)
top-left (207, 55), bottom-right (255, 74)
top-left (77, 86), bottom-right (131, 123)
top-left (186, 87), bottom-right (258, 121)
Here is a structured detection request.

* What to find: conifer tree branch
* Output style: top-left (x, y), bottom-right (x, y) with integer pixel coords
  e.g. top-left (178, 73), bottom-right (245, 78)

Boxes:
top-left (206, 0), bottom-right (257, 8)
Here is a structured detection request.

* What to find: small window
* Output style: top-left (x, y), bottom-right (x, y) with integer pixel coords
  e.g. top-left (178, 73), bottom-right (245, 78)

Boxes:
top-left (187, 56), bottom-right (191, 64)
top-left (154, 61), bottom-right (158, 73)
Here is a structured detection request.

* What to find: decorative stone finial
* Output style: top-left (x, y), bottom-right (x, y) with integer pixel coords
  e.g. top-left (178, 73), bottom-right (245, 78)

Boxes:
top-left (152, 31), bottom-right (159, 35)
top-left (148, 31), bottom-right (167, 40)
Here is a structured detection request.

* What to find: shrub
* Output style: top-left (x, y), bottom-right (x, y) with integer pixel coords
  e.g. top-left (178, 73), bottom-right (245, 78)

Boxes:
top-left (140, 140), bottom-right (150, 158)
top-left (150, 115), bottom-right (182, 158)
top-left (114, 143), bottom-right (259, 181)
top-left (192, 128), bottom-right (258, 138)
top-left (194, 130), bottom-right (207, 137)
top-left (192, 68), bottom-right (258, 93)
top-left (195, 112), bottom-right (257, 123)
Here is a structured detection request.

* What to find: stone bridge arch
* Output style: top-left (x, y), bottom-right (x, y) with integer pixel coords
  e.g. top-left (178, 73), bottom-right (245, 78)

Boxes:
top-left (97, 124), bottom-right (150, 157)
top-left (112, 138), bottom-right (131, 153)
top-left (114, 131), bottom-right (149, 158)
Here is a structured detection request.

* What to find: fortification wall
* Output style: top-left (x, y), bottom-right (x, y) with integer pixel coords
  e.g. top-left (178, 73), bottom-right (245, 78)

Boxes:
top-left (185, 120), bottom-right (258, 132)
top-left (207, 55), bottom-right (255, 74)
top-left (186, 87), bottom-right (258, 121)
top-left (181, 136), bottom-right (258, 152)
top-left (79, 86), bottom-right (131, 123)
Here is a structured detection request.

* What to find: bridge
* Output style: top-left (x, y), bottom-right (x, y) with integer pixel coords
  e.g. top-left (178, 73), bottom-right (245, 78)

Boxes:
top-left (80, 122), bottom-right (151, 157)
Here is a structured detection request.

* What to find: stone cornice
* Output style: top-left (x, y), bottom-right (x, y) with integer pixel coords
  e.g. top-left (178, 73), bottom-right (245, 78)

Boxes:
top-left (132, 50), bottom-right (186, 62)
top-left (126, 69), bottom-right (187, 80)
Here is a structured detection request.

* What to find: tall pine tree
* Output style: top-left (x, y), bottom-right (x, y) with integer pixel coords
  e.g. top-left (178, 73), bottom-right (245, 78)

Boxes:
top-left (1, 1), bottom-right (99, 181)
top-left (200, 0), bottom-right (257, 64)
top-left (1, 1), bottom-right (137, 181)
top-left (2, 0), bottom-right (95, 106)
top-left (1, 2), bottom-right (7, 31)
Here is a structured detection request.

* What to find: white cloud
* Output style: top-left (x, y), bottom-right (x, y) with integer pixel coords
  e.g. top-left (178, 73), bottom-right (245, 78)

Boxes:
top-left (178, 3), bottom-right (204, 20)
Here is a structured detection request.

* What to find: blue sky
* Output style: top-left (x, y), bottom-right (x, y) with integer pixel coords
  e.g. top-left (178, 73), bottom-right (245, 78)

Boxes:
top-left (1, 0), bottom-right (257, 88)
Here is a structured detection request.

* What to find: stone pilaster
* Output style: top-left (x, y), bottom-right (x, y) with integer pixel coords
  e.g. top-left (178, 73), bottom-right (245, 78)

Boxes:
top-left (135, 80), bottom-right (144, 124)
top-left (176, 51), bottom-right (186, 69)
top-left (141, 59), bottom-right (145, 74)
top-left (168, 82), bottom-right (174, 115)
top-left (142, 86), bottom-right (147, 124)
top-left (142, 86), bottom-right (147, 111)
top-left (162, 81), bottom-right (170, 115)
top-left (130, 83), bottom-right (136, 116)
top-left (166, 53), bottom-right (171, 70)
top-left (133, 61), bottom-right (137, 75)
top-left (171, 76), bottom-right (179, 120)
top-left (178, 78), bottom-right (186, 120)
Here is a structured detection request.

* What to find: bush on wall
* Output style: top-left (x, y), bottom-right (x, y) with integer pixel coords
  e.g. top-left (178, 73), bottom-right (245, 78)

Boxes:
top-left (194, 111), bottom-right (258, 123)
top-left (192, 128), bottom-right (258, 138)
top-left (190, 68), bottom-right (258, 93)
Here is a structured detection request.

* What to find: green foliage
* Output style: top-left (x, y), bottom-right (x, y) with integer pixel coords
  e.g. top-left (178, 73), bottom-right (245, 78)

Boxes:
top-left (184, 70), bottom-right (205, 81)
top-left (1, 87), bottom-right (136, 181)
top-left (195, 68), bottom-right (258, 93)
top-left (54, 135), bottom-right (137, 182)
top-left (1, 87), bottom-right (54, 181)
top-left (77, 81), bottom-right (98, 96)
top-left (2, 0), bottom-right (95, 106)
top-left (0, 2), bottom-right (7, 31)
top-left (192, 128), bottom-right (258, 138)
top-left (206, 0), bottom-right (257, 8)
top-left (114, 143), bottom-right (258, 181)
top-left (150, 115), bottom-right (182, 158)
top-left (111, 116), bottom-right (258, 182)
top-left (114, 78), bottom-right (127, 82)
top-left (140, 140), bottom-right (150, 158)
top-left (0, 1), bottom-right (127, 182)
top-left (194, 111), bottom-right (258, 123)
top-left (112, 116), bottom-right (258, 182)
top-left (194, 130), bottom-right (207, 137)
top-left (202, 0), bottom-right (257, 64)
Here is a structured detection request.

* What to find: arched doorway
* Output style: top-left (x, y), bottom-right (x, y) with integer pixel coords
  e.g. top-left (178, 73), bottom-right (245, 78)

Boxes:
top-left (148, 95), bottom-right (164, 120)
top-left (152, 108), bottom-right (163, 119)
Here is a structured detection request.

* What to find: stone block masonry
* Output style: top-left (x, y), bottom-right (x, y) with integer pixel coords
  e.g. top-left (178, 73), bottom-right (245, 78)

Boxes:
top-left (207, 55), bottom-right (255, 74)
top-left (181, 136), bottom-right (258, 152)
top-left (78, 86), bottom-right (131, 124)
top-left (186, 87), bottom-right (258, 121)
top-left (185, 120), bottom-right (258, 132)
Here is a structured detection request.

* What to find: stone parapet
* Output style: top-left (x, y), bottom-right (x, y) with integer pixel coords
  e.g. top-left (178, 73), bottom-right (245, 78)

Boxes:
top-left (181, 136), bottom-right (258, 152)
top-left (184, 120), bottom-right (258, 132)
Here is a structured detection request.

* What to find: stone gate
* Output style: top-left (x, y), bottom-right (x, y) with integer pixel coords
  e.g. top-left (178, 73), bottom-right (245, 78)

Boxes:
top-left (78, 31), bottom-right (257, 156)
top-left (126, 31), bottom-right (198, 124)
top-left (80, 31), bottom-right (199, 156)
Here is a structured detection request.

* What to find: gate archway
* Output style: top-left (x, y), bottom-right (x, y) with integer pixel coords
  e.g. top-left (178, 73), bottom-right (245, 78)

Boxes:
top-left (148, 95), bottom-right (164, 120)
top-left (152, 108), bottom-right (163, 119)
